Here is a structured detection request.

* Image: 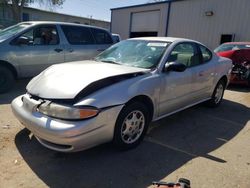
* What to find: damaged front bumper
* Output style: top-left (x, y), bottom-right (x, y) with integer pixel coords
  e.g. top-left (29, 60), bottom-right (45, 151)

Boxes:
top-left (230, 62), bottom-right (250, 85)
top-left (11, 94), bottom-right (123, 152)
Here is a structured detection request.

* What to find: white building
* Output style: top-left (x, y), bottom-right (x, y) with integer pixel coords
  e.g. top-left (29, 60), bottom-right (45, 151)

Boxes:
top-left (111, 0), bottom-right (250, 49)
top-left (0, 6), bottom-right (110, 30)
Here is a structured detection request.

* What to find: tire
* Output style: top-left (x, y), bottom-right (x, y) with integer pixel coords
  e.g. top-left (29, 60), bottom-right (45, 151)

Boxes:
top-left (206, 79), bottom-right (226, 107)
top-left (113, 102), bottom-right (150, 150)
top-left (0, 66), bottom-right (15, 94)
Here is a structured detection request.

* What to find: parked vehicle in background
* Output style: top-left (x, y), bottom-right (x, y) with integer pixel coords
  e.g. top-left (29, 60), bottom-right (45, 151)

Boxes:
top-left (0, 21), bottom-right (113, 93)
top-left (214, 42), bottom-right (250, 53)
top-left (12, 37), bottom-right (232, 152)
top-left (112, 33), bottom-right (121, 43)
top-left (215, 42), bottom-right (250, 86)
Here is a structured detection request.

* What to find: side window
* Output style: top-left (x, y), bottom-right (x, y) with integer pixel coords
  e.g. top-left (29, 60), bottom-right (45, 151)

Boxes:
top-left (18, 25), bottom-right (59, 45)
top-left (91, 28), bottom-right (113, 44)
top-left (200, 45), bottom-right (212, 62)
top-left (22, 29), bottom-right (33, 41)
top-left (167, 43), bottom-right (200, 67)
top-left (61, 25), bottom-right (94, 45)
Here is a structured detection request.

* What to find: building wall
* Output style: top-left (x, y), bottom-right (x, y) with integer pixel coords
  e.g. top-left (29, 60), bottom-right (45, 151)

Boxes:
top-left (0, 5), bottom-right (110, 30)
top-left (111, 3), bottom-right (169, 39)
top-left (168, 0), bottom-right (250, 49)
top-left (0, 5), bottom-right (16, 27)
top-left (23, 8), bottom-right (110, 30)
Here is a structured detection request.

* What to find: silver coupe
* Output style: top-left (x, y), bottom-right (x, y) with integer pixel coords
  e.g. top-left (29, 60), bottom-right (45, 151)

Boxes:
top-left (12, 37), bottom-right (232, 152)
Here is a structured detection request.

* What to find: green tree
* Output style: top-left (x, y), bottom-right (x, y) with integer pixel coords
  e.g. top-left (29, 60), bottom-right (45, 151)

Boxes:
top-left (0, 0), bottom-right (65, 22)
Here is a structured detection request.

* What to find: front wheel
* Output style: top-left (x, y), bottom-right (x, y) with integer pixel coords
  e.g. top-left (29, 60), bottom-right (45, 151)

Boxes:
top-left (113, 102), bottom-right (150, 150)
top-left (206, 80), bottom-right (226, 107)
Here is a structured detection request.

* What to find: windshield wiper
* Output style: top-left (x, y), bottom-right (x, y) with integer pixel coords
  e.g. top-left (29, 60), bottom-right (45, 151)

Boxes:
top-left (100, 60), bottom-right (121, 65)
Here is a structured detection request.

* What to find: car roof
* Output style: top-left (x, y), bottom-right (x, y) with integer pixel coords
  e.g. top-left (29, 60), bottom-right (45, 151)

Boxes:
top-left (223, 42), bottom-right (250, 45)
top-left (19, 21), bottom-right (109, 31)
top-left (128, 37), bottom-right (200, 43)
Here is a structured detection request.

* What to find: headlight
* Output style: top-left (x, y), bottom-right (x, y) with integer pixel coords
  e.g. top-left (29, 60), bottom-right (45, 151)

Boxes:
top-left (37, 102), bottom-right (99, 120)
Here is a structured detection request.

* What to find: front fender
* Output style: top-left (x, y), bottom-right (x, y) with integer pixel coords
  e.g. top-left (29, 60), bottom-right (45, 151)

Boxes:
top-left (74, 73), bottom-right (161, 114)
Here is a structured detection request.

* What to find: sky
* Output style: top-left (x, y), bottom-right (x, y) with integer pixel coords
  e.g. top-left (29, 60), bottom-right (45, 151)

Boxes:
top-left (30, 0), bottom-right (155, 21)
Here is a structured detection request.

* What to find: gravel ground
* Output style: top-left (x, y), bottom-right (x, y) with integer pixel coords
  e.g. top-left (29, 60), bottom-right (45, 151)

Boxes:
top-left (0, 81), bottom-right (250, 188)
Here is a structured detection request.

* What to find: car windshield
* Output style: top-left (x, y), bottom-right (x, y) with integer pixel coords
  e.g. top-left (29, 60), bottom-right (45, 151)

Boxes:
top-left (0, 23), bottom-right (32, 42)
top-left (214, 43), bottom-right (250, 52)
top-left (95, 40), bottom-right (170, 69)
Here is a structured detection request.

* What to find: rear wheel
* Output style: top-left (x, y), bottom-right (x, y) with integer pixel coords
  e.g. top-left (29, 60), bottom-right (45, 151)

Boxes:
top-left (113, 102), bottom-right (150, 150)
top-left (206, 79), bottom-right (226, 107)
top-left (0, 66), bottom-right (15, 93)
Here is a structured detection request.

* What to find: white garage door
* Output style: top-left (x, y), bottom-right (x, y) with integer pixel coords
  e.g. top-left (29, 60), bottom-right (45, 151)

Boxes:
top-left (131, 10), bottom-right (160, 32)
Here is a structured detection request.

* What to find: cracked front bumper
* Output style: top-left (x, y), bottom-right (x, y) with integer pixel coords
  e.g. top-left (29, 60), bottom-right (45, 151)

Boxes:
top-left (11, 95), bottom-right (123, 152)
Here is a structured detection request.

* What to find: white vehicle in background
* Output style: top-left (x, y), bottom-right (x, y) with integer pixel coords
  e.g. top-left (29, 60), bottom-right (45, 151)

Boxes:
top-left (112, 33), bottom-right (121, 43)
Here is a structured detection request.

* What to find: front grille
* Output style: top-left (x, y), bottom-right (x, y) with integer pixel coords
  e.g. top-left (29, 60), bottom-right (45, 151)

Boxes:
top-left (27, 92), bottom-right (74, 105)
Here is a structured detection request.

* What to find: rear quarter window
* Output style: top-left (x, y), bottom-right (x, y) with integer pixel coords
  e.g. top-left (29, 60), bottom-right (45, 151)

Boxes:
top-left (90, 28), bottom-right (113, 44)
top-left (200, 45), bottom-right (212, 62)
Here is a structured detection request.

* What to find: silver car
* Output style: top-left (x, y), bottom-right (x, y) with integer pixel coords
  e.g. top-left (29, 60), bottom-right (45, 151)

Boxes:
top-left (11, 37), bottom-right (232, 152)
top-left (0, 21), bottom-right (113, 93)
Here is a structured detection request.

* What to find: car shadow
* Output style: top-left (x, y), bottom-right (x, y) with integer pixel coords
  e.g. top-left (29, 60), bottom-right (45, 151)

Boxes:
top-left (0, 79), bottom-right (30, 105)
top-left (15, 99), bottom-right (249, 188)
top-left (227, 84), bottom-right (250, 93)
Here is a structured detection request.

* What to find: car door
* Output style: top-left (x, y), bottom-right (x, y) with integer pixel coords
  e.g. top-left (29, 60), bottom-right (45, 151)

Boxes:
top-left (189, 44), bottom-right (215, 102)
top-left (10, 24), bottom-right (64, 78)
top-left (60, 25), bottom-right (100, 62)
top-left (158, 43), bottom-right (196, 116)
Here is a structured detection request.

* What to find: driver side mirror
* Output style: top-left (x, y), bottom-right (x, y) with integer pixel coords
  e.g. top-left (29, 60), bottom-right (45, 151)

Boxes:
top-left (16, 36), bottom-right (30, 45)
top-left (164, 61), bottom-right (187, 72)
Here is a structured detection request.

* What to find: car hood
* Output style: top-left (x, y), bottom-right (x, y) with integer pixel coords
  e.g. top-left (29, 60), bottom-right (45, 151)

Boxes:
top-left (27, 60), bottom-right (149, 99)
top-left (217, 49), bottom-right (250, 65)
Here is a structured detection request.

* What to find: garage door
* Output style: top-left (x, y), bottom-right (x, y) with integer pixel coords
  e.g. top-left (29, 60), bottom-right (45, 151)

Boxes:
top-left (131, 10), bottom-right (160, 36)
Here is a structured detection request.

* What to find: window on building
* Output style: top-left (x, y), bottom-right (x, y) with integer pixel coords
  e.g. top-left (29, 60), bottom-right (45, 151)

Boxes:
top-left (22, 13), bottom-right (30, 21)
top-left (220, 34), bottom-right (235, 44)
top-left (130, 32), bottom-right (157, 38)
top-left (61, 25), bottom-right (94, 45)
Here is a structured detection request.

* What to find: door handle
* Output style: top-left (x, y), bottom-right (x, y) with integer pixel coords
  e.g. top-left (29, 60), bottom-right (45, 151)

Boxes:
top-left (54, 48), bottom-right (63, 53)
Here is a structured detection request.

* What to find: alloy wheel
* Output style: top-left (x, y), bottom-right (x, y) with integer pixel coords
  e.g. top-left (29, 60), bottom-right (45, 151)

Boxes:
top-left (214, 83), bottom-right (224, 104)
top-left (121, 110), bottom-right (145, 144)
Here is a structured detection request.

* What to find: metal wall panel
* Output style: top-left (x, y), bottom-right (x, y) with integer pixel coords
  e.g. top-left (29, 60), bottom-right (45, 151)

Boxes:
top-left (168, 0), bottom-right (250, 49)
